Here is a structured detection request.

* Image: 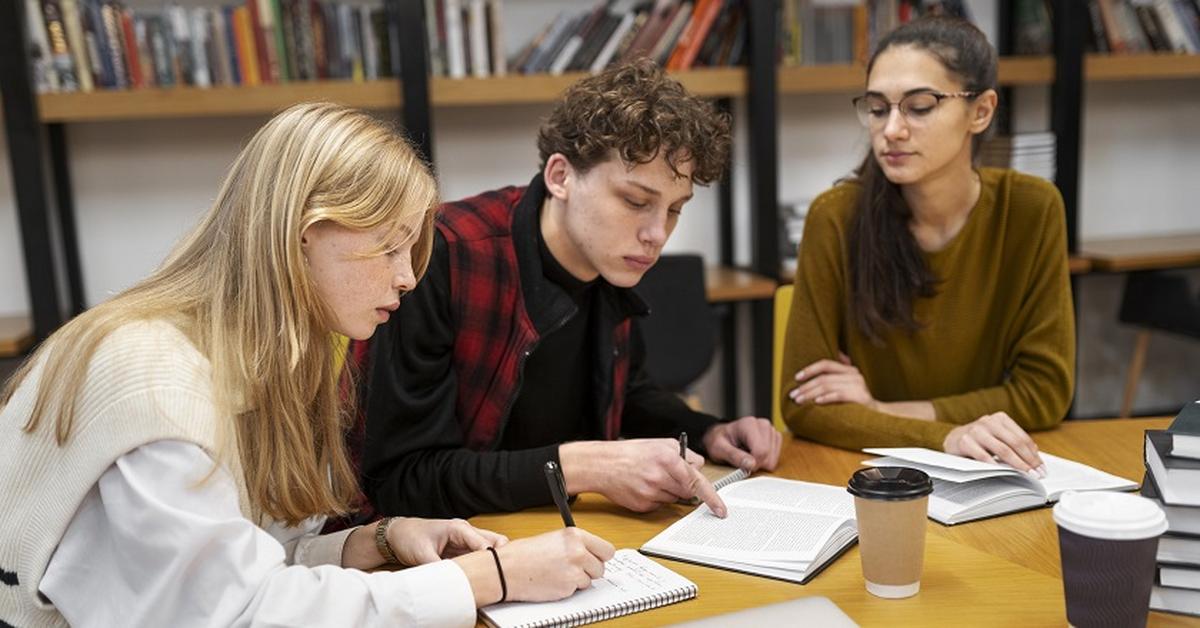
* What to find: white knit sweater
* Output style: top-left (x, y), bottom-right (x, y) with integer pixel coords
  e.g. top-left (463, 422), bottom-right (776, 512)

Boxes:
top-left (0, 320), bottom-right (238, 627)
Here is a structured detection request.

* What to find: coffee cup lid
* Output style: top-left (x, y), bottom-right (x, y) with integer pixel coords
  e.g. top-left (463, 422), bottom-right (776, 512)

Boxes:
top-left (847, 466), bottom-right (933, 500)
top-left (1052, 491), bottom-right (1167, 540)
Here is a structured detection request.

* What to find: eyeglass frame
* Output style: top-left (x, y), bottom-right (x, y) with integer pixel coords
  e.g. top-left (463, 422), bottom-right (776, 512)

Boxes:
top-left (851, 90), bottom-right (981, 128)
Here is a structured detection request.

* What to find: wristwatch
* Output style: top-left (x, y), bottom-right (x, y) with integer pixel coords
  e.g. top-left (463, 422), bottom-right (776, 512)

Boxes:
top-left (375, 516), bottom-right (401, 564)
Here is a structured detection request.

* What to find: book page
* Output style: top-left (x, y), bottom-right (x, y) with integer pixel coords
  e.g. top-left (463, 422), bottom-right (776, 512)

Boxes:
top-left (864, 447), bottom-right (1022, 477)
top-left (479, 549), bottom-right (695, 628)
top-left (645, 478), bottom-right (855, 563)
top-left (1037, 452), bottom-right (1138, 499)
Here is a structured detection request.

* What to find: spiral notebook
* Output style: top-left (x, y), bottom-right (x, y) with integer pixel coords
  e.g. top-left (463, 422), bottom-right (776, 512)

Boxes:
top-left (478, 549), bottom-right (697, 628)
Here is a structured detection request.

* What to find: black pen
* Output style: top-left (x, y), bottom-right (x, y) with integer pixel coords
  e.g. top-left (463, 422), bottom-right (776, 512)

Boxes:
top-left (678, 432), bottom-right (688, 460)
top-left (544, 461), bottom-right (575, 527)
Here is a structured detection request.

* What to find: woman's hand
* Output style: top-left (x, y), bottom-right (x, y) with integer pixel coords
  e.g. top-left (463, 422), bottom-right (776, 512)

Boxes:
top-left (789, 353), bottom-right (877, 408)
top-left (453, 527), bottom-right (617, 606)
top-left (386, 517), bottom-right (509, 566)
top-left (942, 412), bottom-right (1046, 475)
top-left (494, 528), bottom-right (616, 602)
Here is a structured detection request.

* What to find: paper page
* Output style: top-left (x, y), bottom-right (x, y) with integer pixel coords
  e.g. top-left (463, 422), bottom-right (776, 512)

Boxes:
top-left (645, 478), bottom-right (855, 563)
top-left (1037, 452), bottom-right (1138, 499)
top-left (864, 456), bottom-right (1018, 483)
top-left (480, 549), bottom-right (695, 628)
top-left (927, 476), bottom-right (1041, 519)
top-left (864, 447), bottom-right (1022, 476)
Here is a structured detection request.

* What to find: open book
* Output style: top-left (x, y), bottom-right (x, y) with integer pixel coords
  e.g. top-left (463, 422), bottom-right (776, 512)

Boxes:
top-left (679, 464), bottom-right (750, 505)
top-left (479, 549), bottom-right (696, 628)
top-left (863, 448), bottom-right (1138, 525)
top-left (642, 477), bottom-right (857, 584)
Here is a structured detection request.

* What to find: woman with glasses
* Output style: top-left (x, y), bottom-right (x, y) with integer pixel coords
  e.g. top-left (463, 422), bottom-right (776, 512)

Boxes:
top-left (780, 17), bottom-right (1073, 473)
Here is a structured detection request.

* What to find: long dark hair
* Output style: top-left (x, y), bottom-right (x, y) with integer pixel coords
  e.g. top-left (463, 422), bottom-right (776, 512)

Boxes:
top-left (848, 17), bottom-right (997, 344)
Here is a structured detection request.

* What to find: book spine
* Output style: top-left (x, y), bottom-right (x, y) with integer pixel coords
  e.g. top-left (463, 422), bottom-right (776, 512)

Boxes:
top-left (360, 6), bottom-right (377, 80)
top-left (188, 7), bottom-right (211, 87)
top-left (233, 6), bottom-right (259, 86)
top-left (590, 12), bottom-right (636, 73)
top-left (488, 0), bottom-right (507, 76)
top-left (26, 0), bottom-right (61, 92)
top-left (280, 0), bottom-right (301, 82)
top-left (467, 0), bottom-right (488, 77)
top-left (42, 0), bottom-right (82, 90)
top-left (119, 7), bottom-right (141, 89)
top-left (84, 0), bottom-right (114, 88)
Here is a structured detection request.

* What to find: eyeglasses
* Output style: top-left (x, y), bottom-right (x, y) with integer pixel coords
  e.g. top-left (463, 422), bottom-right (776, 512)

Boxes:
top-left (852, 90), bottom-right (979, 129)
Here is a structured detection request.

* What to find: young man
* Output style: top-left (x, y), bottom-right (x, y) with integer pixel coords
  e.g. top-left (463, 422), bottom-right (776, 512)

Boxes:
top-left (361, 59), bottom-right (782, 520)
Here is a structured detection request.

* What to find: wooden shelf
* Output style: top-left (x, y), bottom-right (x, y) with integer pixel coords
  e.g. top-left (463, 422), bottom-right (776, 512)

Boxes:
top-left (705, 266), bottom-right (777, 303)
top-left (1080, 232), bottom-right (1200, 272)
top-left (1068, 255), bottom-right (1092, 275)
top-left (35, 68), bottom-right (746, 122)
top-left (38, 79), bottom-right (404, 122)
top-left (1086, 53), bottom-right (1200, 82)
top-left (778, 56), bottom-right (1055, 95)
top-left (432, 67), bottom-right (746, 106)
top-left (0, 316), bottom-right (33, 357)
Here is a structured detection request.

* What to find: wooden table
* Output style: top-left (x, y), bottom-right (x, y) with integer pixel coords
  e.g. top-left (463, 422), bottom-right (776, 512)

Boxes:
top-left (472, 418), bottom-right (1195, 627)
top-left (1080, 233), bottom-right (1200, 272)
top-left (0, 316), bottom-right (33, 357)
top-left (704, 266), bottom-right (777, 303)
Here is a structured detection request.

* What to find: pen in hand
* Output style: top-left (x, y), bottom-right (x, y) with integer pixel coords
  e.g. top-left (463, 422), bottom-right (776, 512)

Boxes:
top-left (678, 432), bottom-right (688, 460)
top-left (544, 461), bottom-right (575, 527)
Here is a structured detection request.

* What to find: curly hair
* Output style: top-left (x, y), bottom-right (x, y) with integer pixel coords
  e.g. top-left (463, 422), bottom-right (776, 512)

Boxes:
top-left (537, 58), bottom-right (732, 185)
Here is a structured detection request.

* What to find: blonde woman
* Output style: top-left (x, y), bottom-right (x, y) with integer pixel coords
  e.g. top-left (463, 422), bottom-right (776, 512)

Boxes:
top-left (0, 103), bottom-right (613, 628)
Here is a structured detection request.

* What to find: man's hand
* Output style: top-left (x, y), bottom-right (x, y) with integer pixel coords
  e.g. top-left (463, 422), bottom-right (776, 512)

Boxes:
top-left (559, 439), bottom-right (727, 517)
top-left (702, 416), bottom-right (782, 472)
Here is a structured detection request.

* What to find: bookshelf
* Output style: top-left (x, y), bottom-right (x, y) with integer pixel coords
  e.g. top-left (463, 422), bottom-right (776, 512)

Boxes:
top-left (6, 0), bottom-right (1200, 413)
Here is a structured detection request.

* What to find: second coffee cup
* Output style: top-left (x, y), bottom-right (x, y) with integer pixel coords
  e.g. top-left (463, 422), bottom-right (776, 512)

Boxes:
top-left (848, 466), bottom-right (934, 599)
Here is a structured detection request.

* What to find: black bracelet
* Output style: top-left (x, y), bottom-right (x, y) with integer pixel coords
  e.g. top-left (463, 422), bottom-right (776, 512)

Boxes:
top-left (486, 546), bottom-right (507, 603)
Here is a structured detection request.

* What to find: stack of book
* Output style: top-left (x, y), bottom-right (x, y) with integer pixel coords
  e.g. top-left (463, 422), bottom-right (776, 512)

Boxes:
top-left (1143, 400), bottom-right (1200, 617)
top-left (981, 132), bottom-right (1056, 183)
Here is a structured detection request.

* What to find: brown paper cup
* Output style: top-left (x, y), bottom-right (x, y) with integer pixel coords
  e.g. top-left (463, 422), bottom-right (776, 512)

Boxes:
top-left (848, 467), bottom-right (933, 599)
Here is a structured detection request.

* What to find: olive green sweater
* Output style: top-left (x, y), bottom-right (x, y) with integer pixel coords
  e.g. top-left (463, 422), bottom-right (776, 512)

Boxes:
top-left (780, 168), bottom-right (1075, 450)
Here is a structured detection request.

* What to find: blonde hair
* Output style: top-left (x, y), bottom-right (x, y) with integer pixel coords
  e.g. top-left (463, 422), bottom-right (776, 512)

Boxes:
top-left (2, 103), bottom-right (438, 525)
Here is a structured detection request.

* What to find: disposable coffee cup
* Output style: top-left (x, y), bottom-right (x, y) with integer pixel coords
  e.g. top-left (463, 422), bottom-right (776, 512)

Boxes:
top-left (848, 467), bottom-right (933, 599)
top-left (1053, 490), bottom-right (1167, 628)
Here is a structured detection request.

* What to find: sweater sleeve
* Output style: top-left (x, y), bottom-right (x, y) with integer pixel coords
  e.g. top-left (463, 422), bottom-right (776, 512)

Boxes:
top-left (362, 233), bottom-right (560, 519)
top-left (779, 191), bottom-right (956, 450)
top-left (39, 440), bottom-right (476, 628)
top-left (929, 186), bottom-right (1075, 431)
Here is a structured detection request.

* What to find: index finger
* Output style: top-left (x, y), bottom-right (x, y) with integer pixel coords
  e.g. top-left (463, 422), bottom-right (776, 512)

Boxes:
top-left (795, 359), bottom-right (851, 381)
top-left (576, 528), bottom-right (617, 562)
top-left (993, 417), bottom-right (1044, 469)
top-left (666, 461), bottom-right (727, 518)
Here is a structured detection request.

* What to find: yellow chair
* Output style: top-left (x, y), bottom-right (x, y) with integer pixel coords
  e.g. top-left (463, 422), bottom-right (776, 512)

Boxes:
top-left (771, 284), bottom-right (794, 433)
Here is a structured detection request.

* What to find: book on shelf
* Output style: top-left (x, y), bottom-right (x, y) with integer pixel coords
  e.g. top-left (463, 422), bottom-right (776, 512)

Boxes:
top-left (782, 0), bottom-right (971, 67)
top-left (1086, 0), bottom-right (1200, 55)
top-left (1167, 400), bottom-right (1200, 459)
top-left (1142, 473), bottom-right (1200, 535)
top-left (641, 477), bottom-right (858, 584)
top-left (862, 447), bottom-right (1138, 525)
top-left (478, 549), bottom-right (696, 628)
top-left (1146, 430), bottom-right (1200, 506)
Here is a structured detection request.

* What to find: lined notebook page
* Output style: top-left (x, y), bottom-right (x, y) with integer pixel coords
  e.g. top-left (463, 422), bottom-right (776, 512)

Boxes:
top-left (479, 549), bottom-right (697, 628)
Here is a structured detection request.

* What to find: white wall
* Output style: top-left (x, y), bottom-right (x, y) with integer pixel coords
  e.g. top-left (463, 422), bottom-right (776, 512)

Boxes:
top-left (2, 0), bottom-right (1198, 415)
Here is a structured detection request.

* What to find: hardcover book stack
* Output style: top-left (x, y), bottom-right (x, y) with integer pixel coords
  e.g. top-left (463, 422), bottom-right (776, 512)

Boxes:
top-left (1143, 401), bottom-right (1200, 617)
top-left (981, 132), bottom-right (1056, 183)
top-left (24, 0), bottom-right (395, 94)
